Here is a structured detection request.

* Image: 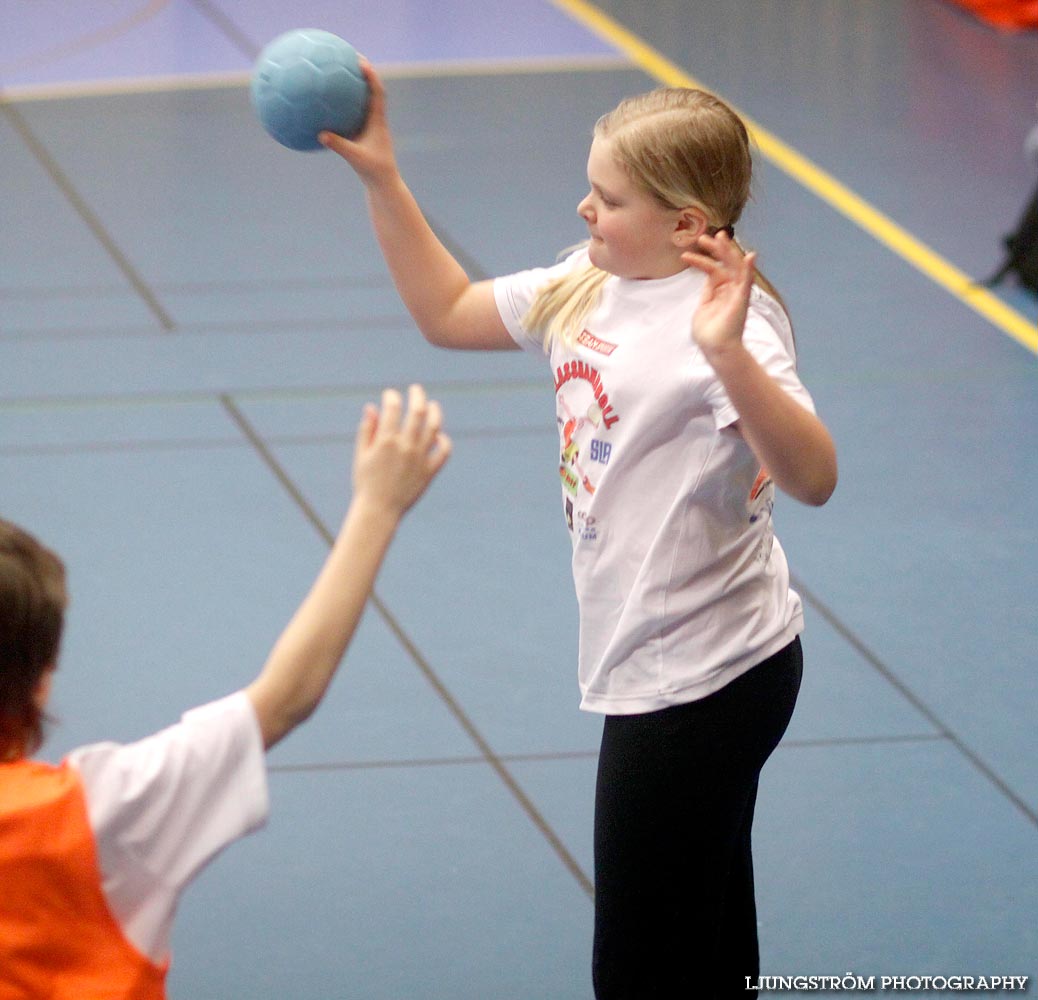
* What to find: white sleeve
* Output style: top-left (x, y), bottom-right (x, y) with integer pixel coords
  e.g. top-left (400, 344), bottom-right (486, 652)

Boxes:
top-left (709, 286), bottom-right (816, 430)
top-left (492, 248), bottom-right (588, 352)
top-left (67, 691), bottom-right (269, 962)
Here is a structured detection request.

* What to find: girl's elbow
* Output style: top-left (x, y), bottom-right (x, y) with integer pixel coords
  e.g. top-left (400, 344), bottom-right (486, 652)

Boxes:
top-left (804, 462), bottom-right (838, 506)
top-left (801, 433), bottom-right (838, 506)
top-left (780, 456), bottom-right (837, 506)
top-left (805, 481), bottom-right (836, 507)
top-left (420, 318), bottom-right (472, 349)
top-left (419, 323), bottom-right (451, 348)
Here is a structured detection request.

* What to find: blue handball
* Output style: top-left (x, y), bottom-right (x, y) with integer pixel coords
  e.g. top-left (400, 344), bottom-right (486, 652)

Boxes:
top-left (250, 29), bottom-right (370, 151)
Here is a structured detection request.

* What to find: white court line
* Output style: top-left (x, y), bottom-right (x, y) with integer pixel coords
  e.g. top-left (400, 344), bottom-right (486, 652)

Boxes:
top-left (0, 0), bottom-right (170, 81)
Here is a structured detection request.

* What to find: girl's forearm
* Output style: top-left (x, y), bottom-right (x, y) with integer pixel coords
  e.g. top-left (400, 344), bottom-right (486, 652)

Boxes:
top-left (365, 175), bottom-right (471, 341)
top-left (364, 175), bottom-right (510, 349)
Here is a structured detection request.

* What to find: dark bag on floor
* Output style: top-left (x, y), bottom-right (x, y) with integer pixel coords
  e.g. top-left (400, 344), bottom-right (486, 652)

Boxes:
top-left (988, 179), bottom-right (1038, 292)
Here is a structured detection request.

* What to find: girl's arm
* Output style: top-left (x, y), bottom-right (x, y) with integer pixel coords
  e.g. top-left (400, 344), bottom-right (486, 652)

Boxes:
top-left (683, 234), bottom-right (837, 507)
top-left (320, 63), bottom-right (514, 351)
top-left (246, 386), bottom-right (451, 749)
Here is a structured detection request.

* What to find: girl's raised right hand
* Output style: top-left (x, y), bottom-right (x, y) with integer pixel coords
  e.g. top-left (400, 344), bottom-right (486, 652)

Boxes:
top-left (319, 60), bottom-right (398, 188)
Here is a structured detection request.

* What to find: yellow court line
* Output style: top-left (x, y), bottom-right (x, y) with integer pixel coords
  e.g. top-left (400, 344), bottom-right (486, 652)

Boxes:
top-left (550, 0), bottom-right (1038, 356)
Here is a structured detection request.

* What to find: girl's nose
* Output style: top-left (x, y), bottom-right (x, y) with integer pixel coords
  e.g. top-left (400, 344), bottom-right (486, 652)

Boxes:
top-left (577, 193), bottom-right (594, 221)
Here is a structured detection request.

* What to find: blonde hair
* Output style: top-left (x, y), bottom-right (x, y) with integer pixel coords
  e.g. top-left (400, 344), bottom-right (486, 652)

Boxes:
top-left (522, 87), bottom-right (784, 349)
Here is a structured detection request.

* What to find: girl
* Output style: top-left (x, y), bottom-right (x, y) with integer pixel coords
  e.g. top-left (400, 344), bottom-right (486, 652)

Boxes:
top-left (0, 386), bottom-right (450, 999)
top-left (322, 69), bottom-right (836, 999)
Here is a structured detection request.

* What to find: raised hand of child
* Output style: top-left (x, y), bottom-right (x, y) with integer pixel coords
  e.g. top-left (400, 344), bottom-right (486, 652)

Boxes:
top-left (353, 384), bottom-right (452, 518)
top-left (682, 231), bottom-right (757, 359)
top-left (319, 60), bottom-right (397, 188)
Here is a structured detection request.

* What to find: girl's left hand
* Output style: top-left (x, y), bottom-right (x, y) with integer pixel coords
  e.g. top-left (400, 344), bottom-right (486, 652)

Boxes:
top-left (682, 232), bottom-right (756, 357)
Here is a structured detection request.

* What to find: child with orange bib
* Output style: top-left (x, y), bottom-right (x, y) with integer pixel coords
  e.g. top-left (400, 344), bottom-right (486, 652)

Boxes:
top-left (0, 386), bottom-right (449, 999)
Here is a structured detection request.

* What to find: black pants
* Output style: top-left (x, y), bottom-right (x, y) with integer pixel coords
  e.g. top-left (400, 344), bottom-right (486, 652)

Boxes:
top-left (592, 638), bottom-right (803, 1000)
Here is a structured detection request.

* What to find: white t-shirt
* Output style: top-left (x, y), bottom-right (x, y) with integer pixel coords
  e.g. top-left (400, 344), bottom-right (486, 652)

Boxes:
top-left (66, 691), bottom-right (269, 962)
top-left (494, 248), bottom-right (815, 714)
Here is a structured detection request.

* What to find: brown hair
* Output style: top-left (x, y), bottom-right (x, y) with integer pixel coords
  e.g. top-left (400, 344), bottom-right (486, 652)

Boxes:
top-left (523, 87), bottom-right (786, 347)
top-left (0, 520), bottom-right (67, 759)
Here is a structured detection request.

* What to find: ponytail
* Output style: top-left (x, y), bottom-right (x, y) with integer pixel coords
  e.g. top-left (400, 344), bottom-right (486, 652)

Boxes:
top-left (520, 252), bottom-right (609, 351)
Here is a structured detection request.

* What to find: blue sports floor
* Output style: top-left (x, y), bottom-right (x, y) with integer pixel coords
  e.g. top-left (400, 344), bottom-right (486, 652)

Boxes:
top-left (2, 2), bottom-right (1037, 996)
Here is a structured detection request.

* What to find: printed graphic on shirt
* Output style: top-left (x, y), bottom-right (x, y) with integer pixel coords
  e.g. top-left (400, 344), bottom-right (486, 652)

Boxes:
top-left (577, 512), bottom-right (599, 542)
top-left (555, 356), bottom-right (621, 534)
top-left (576, 329), bottom-right (618, 356)
top-left (748, 467), bottom-right (775, 564)
top-left (553, 360), bottom-right (620, 429)
top-left (748, 468), bottom-right (772, 518)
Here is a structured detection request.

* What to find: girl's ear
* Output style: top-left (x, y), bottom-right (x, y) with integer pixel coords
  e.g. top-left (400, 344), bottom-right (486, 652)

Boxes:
top-left (672, 206), bottom-right (710, 248)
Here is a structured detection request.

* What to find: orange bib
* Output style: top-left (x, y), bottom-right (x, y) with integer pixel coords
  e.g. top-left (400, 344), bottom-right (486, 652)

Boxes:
top-left (0, 759), bottom-right (168, 1000)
